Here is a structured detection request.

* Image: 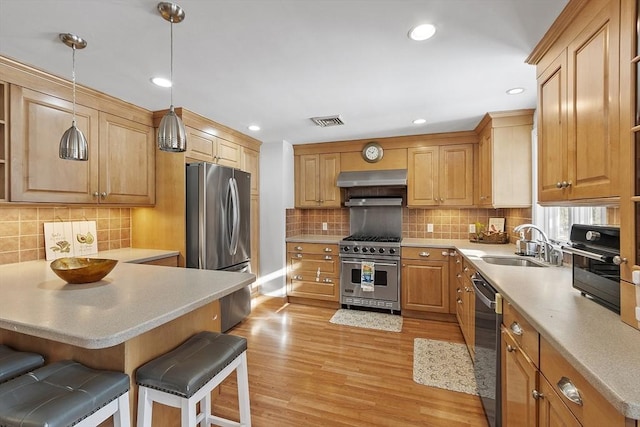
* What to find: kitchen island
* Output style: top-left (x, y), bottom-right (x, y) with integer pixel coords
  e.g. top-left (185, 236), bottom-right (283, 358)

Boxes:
top-left (0, 257), bottom-right (255, 426)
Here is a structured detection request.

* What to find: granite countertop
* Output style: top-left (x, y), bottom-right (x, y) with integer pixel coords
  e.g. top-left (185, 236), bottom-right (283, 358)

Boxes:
top-left (0, 256), bottom-right (254, 350)
top-left (290, 235), bottom-right (640, 419)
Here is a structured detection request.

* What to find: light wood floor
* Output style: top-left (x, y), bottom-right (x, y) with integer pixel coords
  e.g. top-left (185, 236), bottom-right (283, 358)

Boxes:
top-left (214, 297), bottom-right (489, 427)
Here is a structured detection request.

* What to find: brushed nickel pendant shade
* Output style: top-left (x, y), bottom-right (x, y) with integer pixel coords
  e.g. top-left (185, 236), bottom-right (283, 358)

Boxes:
top-left (59, 33), bottom-right (88, 161)
top-left (157, 2), bottom-right (187, 152)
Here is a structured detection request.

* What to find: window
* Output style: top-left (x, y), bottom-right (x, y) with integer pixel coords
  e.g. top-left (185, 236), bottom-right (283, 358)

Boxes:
top-left (535, 206), bottom-right (607, 242)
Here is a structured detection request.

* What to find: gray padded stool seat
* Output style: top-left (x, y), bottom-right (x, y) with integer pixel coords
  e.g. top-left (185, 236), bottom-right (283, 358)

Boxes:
top-left (0, 344), bottom-right (44, 383)
top-left (0, 360), bottom-right (131, 427)
top-left (136, 331), bottom-right (251, 427)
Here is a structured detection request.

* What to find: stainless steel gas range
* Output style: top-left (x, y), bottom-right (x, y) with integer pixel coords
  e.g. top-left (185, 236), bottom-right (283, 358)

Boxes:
top-left (339, 197), bottom-right (403, 313)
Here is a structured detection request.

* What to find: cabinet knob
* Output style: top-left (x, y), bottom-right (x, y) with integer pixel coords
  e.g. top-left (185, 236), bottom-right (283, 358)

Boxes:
top-left (506, 344), bottom-right (516, 353)
top-left (464, 287), bottom-right (473, 293)
top-left (556, 181), bottom-right (563, 188)
top-left (510, 322), bottom-right (524, 336)
top-left (419, 252), bottom-right (430, 257)
top-left (531, 390), bottom-right (544, 400)
top-left (463, 267), bottom-right (469, 272)
top-left (100, 192), bottom-right (107, 199)
top-left (440, 198), bottom-right (444, 202)
top-left (456, 298), bottom-right (463, 304)
top-left (295, 246), bottom-right (303, 251)
top-left (557, 377), bottom-right (583, 406)
top-left (322, 278), bottom-right (333, 283)
top-left (441, 251), bottom-right (449, 256)
top-left (93, 191), bottom-right (99, 197)
top-left (324, 247), bottom-right (332, 253)
top-left (456, 288), bottom-right (462, 294)
top-left (613, 256), bottom-right (627, 265)
top-left (293, 275), bottom-right (302, 280)
top-left (456, 273), bottom-right (461, 278)
top-left (295, 254), bottom-right (303, 258)
top-left (324, 255), bottom-right (332, 260)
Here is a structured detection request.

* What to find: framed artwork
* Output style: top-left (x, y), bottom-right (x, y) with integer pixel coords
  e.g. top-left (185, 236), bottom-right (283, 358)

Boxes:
top-left (488, 217), bottom-right (505, 234)
top-left (44, 222), bottom-right (74, 260)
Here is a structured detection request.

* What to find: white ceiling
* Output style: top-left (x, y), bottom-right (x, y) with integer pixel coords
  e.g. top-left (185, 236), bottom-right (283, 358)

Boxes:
top-left (0, 0), bottom-right (568, 145)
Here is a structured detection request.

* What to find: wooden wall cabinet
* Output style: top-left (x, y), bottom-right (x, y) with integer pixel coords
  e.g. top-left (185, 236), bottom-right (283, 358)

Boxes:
top-left (531, 0), bottom-right (620, 204)
top-left (407, 144), bottom-right (474, 207)
top-left (294, 153), bottom-right (341, 208)
top-left (184, 126), bottom-right (240, 168)
top-left (474, 110), bottom-right (534, 208)
top-left (10, 86), bottom-right (155, 205)
top-left (286, 242), bottom-right (339, 303)
top-left (401, 247), bottom-right (451, 316)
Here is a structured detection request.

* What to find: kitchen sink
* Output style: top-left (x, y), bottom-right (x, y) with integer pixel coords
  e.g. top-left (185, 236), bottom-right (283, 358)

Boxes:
top-left (480, 256), bottom-right (547, 267)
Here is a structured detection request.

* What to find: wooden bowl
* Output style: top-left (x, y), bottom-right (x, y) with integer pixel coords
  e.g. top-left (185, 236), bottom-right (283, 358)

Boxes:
top-left (50, 257), bottom-right (118, 284)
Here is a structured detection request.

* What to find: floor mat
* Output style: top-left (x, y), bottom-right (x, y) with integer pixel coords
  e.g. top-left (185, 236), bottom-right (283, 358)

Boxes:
top-left (413, 338), bottom-right (478, 395)
top-left (329, 309), bottom-right (402, 332)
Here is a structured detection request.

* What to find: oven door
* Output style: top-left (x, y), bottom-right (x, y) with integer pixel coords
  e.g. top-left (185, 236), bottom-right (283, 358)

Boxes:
top-left (572, 254), bottom-right (620, 313)
top-left (340, 258), bottom-right (399, 302)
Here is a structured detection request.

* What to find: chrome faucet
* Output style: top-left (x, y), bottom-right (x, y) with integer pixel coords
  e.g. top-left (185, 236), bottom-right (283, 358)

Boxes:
top-left (513, 223), bottom-right (562, 265)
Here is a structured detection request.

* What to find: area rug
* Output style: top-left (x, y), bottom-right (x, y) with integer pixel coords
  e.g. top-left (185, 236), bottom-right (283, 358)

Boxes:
top-left (329, 309), bottom-right (403, 332)
top-left (413, 338), bottom-right (478, 395)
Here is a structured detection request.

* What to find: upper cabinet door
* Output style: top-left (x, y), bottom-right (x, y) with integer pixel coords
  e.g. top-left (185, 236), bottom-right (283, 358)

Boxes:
top-left (538, 51), bottom-right (568, 203)
top-left (10, 86), bottom-right (99, 203)
top-left (566, 0), bottom-right (620, 200)
top-left (439, 144), bottom-right (474, 206)
top-left (408, 146), bottom-right (439, 206)
top-left (98, 112), bottom-right (155, 205)
top-left (241, 147), bottom-right (260, 195)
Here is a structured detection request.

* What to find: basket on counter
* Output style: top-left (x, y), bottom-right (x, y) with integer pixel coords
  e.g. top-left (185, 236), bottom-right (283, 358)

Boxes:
top-left (469, 231), bottom-right (510, 244)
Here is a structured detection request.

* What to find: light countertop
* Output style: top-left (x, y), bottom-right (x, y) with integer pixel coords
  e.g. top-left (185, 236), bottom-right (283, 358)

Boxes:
top-left (91, 247), bottom-right (180, 264)
top-left (288, 234), bottom-right (640, 419)
top-left (0, 254), bottom-right (254, 350)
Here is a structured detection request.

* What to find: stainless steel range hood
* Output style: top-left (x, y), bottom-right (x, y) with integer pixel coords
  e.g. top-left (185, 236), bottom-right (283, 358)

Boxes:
top-left (336, 169), bottom-right (407, 187)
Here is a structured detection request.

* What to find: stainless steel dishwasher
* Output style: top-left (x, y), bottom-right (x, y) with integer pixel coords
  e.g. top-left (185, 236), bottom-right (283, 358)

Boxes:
top-left (471, 272), bottom-right (503, 427)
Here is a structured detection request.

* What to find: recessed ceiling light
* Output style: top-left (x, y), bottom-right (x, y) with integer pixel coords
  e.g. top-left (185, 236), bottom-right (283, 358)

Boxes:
top-left (248, 125), bottom-right (261, 132)
top-left (408, 24), bottom-right (436, 41)
top-left (151, 77), bottom-right (172, 88)
top-left (413, 118), bottom-right (427, 125)
top-left (506, 87), bottom-right (525, 95)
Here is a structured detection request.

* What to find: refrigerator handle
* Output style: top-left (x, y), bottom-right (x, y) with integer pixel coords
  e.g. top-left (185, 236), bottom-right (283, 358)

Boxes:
top-left (198, 164), bottom-right (207, 269)
top-left (229, 177), bottom-right (240, 255)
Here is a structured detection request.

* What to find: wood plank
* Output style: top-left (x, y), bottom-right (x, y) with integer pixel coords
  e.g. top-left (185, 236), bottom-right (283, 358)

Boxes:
top-left (214, 296), bottom-right (488, 426)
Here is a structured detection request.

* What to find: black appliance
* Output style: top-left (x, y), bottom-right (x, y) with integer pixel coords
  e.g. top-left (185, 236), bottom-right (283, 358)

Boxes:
top-left (471, 272), bottom-right (502, 427)
top-left (563, 224), bottom-right (621, 313)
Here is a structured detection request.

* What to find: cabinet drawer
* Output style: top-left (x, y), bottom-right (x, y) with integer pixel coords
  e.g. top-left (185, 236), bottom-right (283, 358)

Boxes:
top-left (503, 302), bottom-right (539, 366)
top-left (286, 242), bottom-right (337, 255)
top-left (540, 337), bottom-right (625, 426)
top-left (402, 247), bottom-right (451, 261)
top-left (288, 254), bottom-right (337, 275)
top-left (288, 280), bottom-right (338, 301)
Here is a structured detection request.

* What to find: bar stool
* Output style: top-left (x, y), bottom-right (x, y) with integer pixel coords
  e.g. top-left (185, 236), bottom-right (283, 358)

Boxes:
top-left (136, 331), bottom-right (251, 427)
top-left (0, 360), bottom-right (131, 427)
top-left (0, 344), bottom-right (44, 383)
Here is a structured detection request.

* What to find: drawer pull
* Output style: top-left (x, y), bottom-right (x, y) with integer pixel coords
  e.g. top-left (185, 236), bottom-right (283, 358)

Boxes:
top-left (324, 247), bottom-right (332, 253)
top-left (557, 377), bottom-right (583, 406)
top-left (506, 344), bottom-right (516, 353)
top-left (295, 254), bottom-right (303, 258)
top-left (324, 255), bottom-right (333, 260)
top-left (295, 246), bottom-right (302, 251)
top-left (419, 252), bottom-right (430, 257)
top-left (323, 278), bottom-right (333, 283)
top-left (510, 322), bottom-right (523, 336)
top-left (293, 275), bottom-right (302, 280)
top-left (531, 390), bottom-right (544, 400)
top-left (441, 251), bottom-right (449, 256)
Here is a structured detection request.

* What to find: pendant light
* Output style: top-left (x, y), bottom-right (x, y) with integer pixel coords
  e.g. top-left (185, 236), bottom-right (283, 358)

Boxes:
top-left (59, 33), bottom-right (88, 161)
top-left (157, 2), bottom-right (187, 152)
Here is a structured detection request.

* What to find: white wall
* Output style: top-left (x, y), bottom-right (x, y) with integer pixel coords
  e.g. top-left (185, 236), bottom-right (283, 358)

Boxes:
top-left (258, 141), bottom-right (294, 296)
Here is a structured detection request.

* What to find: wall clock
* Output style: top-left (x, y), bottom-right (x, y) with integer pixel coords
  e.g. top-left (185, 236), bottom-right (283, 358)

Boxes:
top-left (362, 142), bottom-right (384, 163)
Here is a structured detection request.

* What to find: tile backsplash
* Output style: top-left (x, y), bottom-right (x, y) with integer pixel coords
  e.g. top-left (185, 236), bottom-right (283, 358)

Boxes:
top-left (0, 206), bottom-right (131, 265)
top-left (286, 207), bottom-right (532, 242)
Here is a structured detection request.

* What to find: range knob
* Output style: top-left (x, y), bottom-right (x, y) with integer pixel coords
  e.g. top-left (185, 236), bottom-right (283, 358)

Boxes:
top-left (378, 248), bottom-right (385, 254)
top-left (368, 247), bottom-right (376, 253)
top-left (353, 247), bottom-right (360, 253)
top-left (389, 248), bottom-right (396, 254)
top-left (586, 231), bottom-right (601, 241)
top-left (342, 246), bottom-right (350, 252)
top-left (361, 247), bottom-right (368, 253)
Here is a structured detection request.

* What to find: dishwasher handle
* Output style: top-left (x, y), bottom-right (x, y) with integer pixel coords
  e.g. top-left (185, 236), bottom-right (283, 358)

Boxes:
top-left (472, 274), bottom-right (496, 310)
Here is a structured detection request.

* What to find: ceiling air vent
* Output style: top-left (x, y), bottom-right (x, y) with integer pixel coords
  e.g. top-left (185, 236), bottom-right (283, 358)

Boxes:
top-left (310, 115), bottom-right (344, 127)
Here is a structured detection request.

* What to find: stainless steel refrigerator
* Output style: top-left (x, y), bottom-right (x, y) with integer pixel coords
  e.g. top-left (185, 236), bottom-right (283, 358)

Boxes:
top-left (186, 162), bottom-right (252, 332)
